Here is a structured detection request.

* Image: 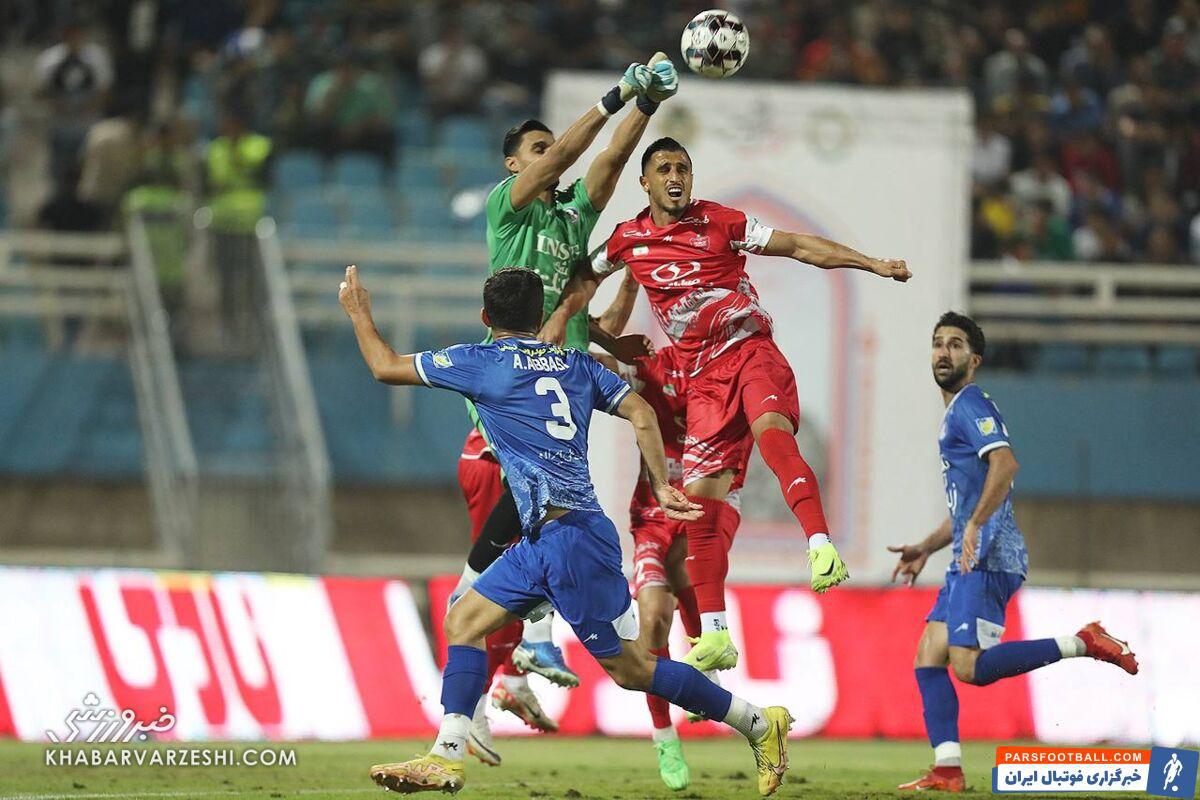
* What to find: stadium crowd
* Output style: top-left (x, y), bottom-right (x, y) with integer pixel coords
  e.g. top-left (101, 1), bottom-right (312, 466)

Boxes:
top-left (1, 0), bottom-right (1198, 265)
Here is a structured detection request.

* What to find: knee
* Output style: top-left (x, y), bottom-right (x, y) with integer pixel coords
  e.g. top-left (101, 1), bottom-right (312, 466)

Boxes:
top-left (750, 411), bottom-right (793, 440)
top-left (948, 651), bottom-right (979, 684)
top-left (443, 605), bottom-right (474, 645)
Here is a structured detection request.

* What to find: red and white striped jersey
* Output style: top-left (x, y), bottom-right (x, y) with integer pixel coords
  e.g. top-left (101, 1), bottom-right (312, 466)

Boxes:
top-left (592, 199), bottom-right (775, 376)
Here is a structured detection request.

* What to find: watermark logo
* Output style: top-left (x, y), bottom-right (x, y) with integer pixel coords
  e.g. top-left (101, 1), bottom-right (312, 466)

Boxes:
top-left (993, 746), bottom-right (1200, 795)
top-left (45, 693), bottom-right (175, 744)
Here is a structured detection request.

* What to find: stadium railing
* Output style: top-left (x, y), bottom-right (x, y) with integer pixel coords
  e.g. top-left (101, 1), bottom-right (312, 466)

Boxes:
top-left (969, 260), bottom-right (1200, 346)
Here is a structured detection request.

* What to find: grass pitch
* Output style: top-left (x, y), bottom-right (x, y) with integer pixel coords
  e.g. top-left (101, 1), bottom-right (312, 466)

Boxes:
top-left (0, 737), bottom-right (1174, 799)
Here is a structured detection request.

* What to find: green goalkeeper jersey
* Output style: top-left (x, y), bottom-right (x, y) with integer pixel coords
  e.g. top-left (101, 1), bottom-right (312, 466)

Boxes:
top-left (485, 174), bottom-right (600, 351)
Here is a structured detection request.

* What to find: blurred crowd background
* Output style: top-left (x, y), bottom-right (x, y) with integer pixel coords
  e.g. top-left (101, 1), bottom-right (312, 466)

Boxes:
top-left (0, 0), bottom-right (1198, 264)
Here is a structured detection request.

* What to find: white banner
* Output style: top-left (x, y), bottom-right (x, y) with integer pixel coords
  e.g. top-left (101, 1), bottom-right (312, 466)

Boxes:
top-left (544, 73), bottom-right (973, 582)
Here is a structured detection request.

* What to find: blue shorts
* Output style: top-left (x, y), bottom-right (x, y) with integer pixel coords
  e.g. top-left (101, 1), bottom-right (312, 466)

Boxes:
top-left (473, 509), bottom-right (637, 658)
top-left (927, 569), bottom-right (1024, 649)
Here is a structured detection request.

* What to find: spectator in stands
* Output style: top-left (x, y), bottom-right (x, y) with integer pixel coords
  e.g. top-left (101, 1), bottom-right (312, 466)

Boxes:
top-left (417, 23), bottom-right (487, 119)
top-left (1011, 150), bottom-right (1073, 218)
top-left (973, 114), bottom-right (1013, 188)
top-left (38, 163), bottom-right (104, 233)
top-left (1061, 132), bottom-right (1121, 192)
top-left (1073, 210), bottom-right (1131, 262)
top-left (36, 19), bottom-right (115, 180)
top-left (304, 51), bottom-right (395, 162)
top-left (205, 108), bottom-right (272, 343)
top-left (1023, 199), bottom-right (1075, 261)
top-left (984, 28), bottom-right (1049, 106)
top-left (1152, 17), bottom-right (1200, 95)
top-left (1061, 24), bottom-right (1125, 99)
top-left (77, 94), bottom-right (142, 225)
top-left (1049, 77), bottom-right (1104, 136)
top-left (1146, 224), bottom-right (1185, 263)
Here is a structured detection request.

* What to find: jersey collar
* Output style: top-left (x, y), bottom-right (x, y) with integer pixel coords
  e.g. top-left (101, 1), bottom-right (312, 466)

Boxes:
top-left (943, 382), bottom-right (975, 418)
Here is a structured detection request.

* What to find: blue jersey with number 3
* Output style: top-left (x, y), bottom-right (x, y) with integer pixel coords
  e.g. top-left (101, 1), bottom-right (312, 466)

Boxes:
top-left (938, 383), bottom-right (1027, 576)
top-left (416, 338), bottom-right (631, 533)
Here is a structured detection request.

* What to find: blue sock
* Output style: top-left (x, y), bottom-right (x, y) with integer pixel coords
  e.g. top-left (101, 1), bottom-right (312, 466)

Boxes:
top-left (441, 644), bottom-right (487, 716)
top-left (915, 667), bottom-right (959, 747)
top-left (973, 639), bottom-right (1061, 686)
top-left (650, 658), bottom-right (733, 721)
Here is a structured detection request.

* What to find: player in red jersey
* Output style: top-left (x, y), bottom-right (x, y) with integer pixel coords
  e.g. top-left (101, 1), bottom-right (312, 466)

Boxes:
top-left (544, 136), bottom-right (911, 672)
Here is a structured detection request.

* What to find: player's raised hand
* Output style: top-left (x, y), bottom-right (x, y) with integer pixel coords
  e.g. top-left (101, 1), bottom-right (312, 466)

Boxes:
top-left (608, 333), bottom-right (655, 364)
top-left (617, 62), bottom-right (654, 102)
top-left (646, 53), bottom-right (679, 103)
top-left (655, 484), bottom-right (703, 522)
top-left (870, 258), bottom-right (912, 283)
top-left (338, 265), bottom-right (371, 317)
top-left (958, 522), bottom-right (980, 574)
top-left (887, 543), bottom-right (930, 586)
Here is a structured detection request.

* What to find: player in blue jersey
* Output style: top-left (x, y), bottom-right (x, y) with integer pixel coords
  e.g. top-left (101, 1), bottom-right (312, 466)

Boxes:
top-left (339, 265), bottom-right (795, 797)
top-left (888, 312), bottom-right (1140, 793)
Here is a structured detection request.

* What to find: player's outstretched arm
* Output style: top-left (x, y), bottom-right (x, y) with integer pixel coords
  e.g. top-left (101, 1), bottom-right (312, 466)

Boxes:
top-left (596, 266), bottom-right (640, 336)
top-left (762, 230), bottom-right (912, 282)
top-left (888, 517), bottom-right (952, 586)
top-left (959, 447), bottom-right (1019, 573)
top-left (614, 392), bottom-right (702, 522)
top-left (338, 265), bottom-right (422, 386)
top-left (586, 267), bottom-right (651, 364)
top-left (538, 260), bottom-right (606, 345)
top-left (583, 54), bottom-right (678, 211)
top-left (510, 63), bottom-right (653, 210)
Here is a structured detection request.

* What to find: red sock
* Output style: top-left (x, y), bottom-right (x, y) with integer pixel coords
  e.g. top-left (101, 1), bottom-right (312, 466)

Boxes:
top-left (646, 647), bottom-right (673, 729)
top-left (757, 427), bottom-right (830, 539)
top-left (487, 619), bottom-right (524, 679)
top-left (675, 585), bottom-right (701, 640)
top-left (933, 766), bottom-right (964, 777)
top-left (683, 496), bottom-right (735, 614)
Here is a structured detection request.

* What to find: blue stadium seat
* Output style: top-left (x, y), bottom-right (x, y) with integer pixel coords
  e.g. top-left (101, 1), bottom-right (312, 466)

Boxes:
top-left (331, 153), bottom-right (385, 189)
top-left (396, 156), bottom-right (443, 192)
top-left (1155, 345), bottom-right (1198, 377)
top-left (273, 150), bottom-right (325, 191)
top-left (400, 191), bottom-right (455, 236)
top-left (283, 191), bottom-right (339, 238)
top-left (1032, 343), bottom-right (1091, 374)
top-left (344, 191), bottom-right (397, 240)
top-left (396, 109), bottom-right (434, 148)
top-left (1095, 345), bottom-right (1152, 374)
top-left (439, 115), bottom-right (491, 152)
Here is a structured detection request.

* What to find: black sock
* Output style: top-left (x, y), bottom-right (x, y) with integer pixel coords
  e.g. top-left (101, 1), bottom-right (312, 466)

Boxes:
top-left (466, 487), bottom-right (521, 573)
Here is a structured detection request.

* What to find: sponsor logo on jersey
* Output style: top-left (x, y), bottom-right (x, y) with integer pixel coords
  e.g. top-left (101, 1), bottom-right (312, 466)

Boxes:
top-left (535, 233), bottom-right (578, 263)
top-left (679, 214), bottom-right (710, 225)
top-left (975, 416), bottom-right (998, 436)
top-left (663, 383), bottom-right (676, 397)
top-left (622, 229), bottom-right (654, 238)
top-left (650, 260), bottom-right (702, 284)
top-left (432, 350), bottom-right (454, 368)
top-left (632, 245), bottom-right (649, 257)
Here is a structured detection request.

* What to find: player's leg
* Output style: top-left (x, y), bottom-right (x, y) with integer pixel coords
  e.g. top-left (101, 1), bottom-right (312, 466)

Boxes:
top-left (740, 338), bottom-right (846, 593)
top-left (679, 467), bottom-right (742, 672)
top-left (596, 642), bottom-right (793, 797)
top-left (899, 583), bottom-right (966, 792)
top-left (370, 541), bottom-right (547, 794)
top-left (945, 573), bottom-right (1138, 685)
top-left (664, 534), bottom-right (701, 641)
top-left (632, 528), bottom-right (690, 790)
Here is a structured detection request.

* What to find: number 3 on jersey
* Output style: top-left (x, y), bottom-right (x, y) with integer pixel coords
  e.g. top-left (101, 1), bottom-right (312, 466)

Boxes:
top-left (535, 377), bottom-right (577, 440)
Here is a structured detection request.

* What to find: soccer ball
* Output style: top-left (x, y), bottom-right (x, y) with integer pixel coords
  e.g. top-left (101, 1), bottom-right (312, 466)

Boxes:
top-left (681, 9), bottom-right (750, 78)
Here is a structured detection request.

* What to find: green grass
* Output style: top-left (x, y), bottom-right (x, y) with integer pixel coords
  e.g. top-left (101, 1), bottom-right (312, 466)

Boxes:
top-left (0, 738), bottom-right (1187, 799)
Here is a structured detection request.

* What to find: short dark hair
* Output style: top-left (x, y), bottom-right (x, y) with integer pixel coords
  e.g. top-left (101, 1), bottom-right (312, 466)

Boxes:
top-left (640, 137), bottom-right (690, 173)
top-left (502, 119), bottom-right (552, 158)
top-left (934, 311), bottom-right (986, 357)
top-left (484, 267), bottom-right (544, 332)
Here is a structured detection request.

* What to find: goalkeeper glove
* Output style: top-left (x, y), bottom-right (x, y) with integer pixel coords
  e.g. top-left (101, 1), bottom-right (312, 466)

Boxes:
top-left (598, 62), bottom-right (652, 116)
top-left (637, 52), bottom-right (679, 115)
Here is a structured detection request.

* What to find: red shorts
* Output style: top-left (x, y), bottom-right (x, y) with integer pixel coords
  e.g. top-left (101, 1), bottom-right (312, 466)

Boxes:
top-left (682, 335), bottom-right (800, 486)
top-left (457, 429), bottom-right (503, 541)
top-left (630, 516), bottom-right (683, 597)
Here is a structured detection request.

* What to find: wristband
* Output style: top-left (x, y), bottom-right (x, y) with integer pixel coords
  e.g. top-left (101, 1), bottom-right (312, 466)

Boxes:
top-left (598, 86), bottom-right (625, 117)
top-left (636, 94), bottom-right (660, 116)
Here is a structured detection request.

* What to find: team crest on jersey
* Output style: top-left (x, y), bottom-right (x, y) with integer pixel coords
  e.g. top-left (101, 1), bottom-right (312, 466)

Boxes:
top-left (562, 207), bottom-right (579, 223)
top-left (663, 383), bottom-right (676, 397)
top-left (432, 350), bottom-right (454, 368)
top-left (689, 234), bottom-right (709, 249)
top-left (975, 416), bottom-right (997, 436)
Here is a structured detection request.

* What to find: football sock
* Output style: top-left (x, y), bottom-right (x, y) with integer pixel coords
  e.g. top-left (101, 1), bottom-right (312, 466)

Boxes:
top-left (972, 639), bottom-right (1062, 686)
top-left (500, 672), bottom-right (529, 693)
top-left (723, 695), bottom-right (769, 741)
top-left (430, 713), bottom-right (470, 762)
top-left (651, 724), bottom-right (678, 743)
top-left (756, 427), bottom-right (830, 539)
top-left (486, 620), bottom-right (522, 679)
top-left (647, 647), bottom-right (674, 729)
top-left (649, 657), bottom-right (733, 724)
top-left (522, 613), bottom-right (554, 644)
top-left (450, 564), bottom-right (480, 603)
top-left (1056, 635), bottom-right (1086, 658)
top-left (441, 645), bottom-right (487, 717)
top-left (915, 668), bottom-right (960, 762)
top-left (700, 612), bottom-right (728, 634)
top-left (683, 496), bottom-right (734, 613)
top-left (675, 585), bottom-right (702, 640)
top-left (934, 742), bottom-right (963, 769)
top-left (467, 488), bottom-right (520, 573)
